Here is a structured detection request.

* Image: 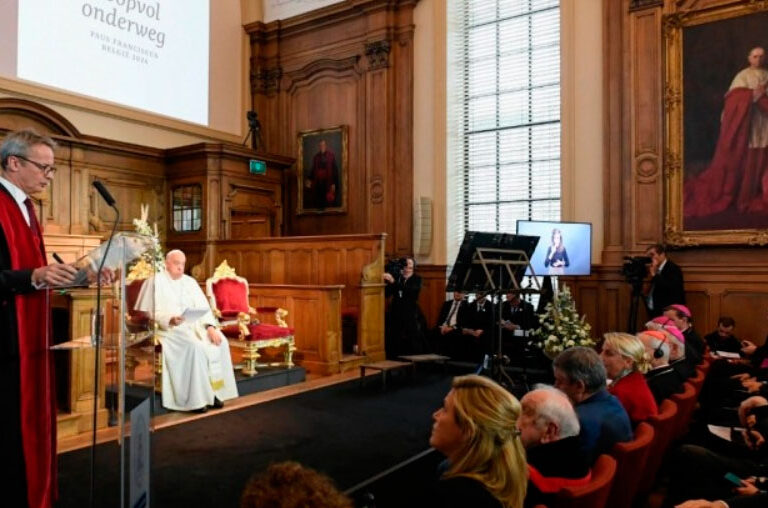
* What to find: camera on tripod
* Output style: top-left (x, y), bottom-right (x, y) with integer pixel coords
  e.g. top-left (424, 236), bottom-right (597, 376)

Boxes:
top-left (385, 257), bottom-right (408, 278)
top-left (621, 256), bottom-right (651, 284)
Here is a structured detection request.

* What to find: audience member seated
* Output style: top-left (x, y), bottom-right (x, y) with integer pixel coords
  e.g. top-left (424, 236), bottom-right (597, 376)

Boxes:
top-left (383, 256), bottom-right (429, 358)
top-left (432, 291), bottom-right (468, 359)
top-left (666, 396), bottom-right (768, 506)
top-left (601, 332), bottom-right (658, 424)
top-left (501, 290), bottom-right (537, 361)
top-left (648, 320), bottom-right (695, 381)
top-left (638, 330), bottom-right (684, 404)
top-left (705, 316), bottom-right (742, 355)
top-left (460, 292), bottom-right (494, 362)
top-left (428, 374), bottom-right (527, 508)
top-left (665, 304), bottom-right (705, 365)
top-left (136, 249), bottom-right (238, 412)
top-left (517, 386), bottom-right (590, 508)
top-left (240, 461), bottom-right (353, 508)
top-left (553, 346), bottom-right (633, 464)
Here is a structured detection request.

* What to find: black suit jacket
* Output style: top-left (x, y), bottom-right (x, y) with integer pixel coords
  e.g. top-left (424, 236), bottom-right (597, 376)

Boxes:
top-left (435, 299), bottom-right (466, 329)
top-left (461, 300), bottom-right (493, 334)
top-left (648, 259), bottom-right (685, 317)
top-left (501, 299), bottom-right (537, 331)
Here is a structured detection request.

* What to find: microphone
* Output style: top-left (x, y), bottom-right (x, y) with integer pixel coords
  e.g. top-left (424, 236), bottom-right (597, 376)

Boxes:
top-left (92, 180), bottom-right (116, 207)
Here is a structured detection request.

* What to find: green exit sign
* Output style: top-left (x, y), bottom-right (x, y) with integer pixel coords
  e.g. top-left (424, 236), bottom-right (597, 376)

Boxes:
top-left (249, 159), bottom-right (266, 175)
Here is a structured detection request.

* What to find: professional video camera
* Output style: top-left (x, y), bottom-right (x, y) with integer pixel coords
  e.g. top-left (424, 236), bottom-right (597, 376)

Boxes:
top-left (621, 256), bottom-right (651, 284)
top-left (385, 257), bottom-right (408, 278)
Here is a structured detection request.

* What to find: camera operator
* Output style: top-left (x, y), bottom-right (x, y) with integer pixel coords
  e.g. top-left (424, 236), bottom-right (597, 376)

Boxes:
top-left (383, 256), bottom-right (428, 359)
top-left (645, 243), bottom-right (685, 318)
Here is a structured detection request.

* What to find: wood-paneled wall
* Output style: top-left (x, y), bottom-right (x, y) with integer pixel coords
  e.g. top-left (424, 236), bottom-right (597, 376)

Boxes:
top-left (0, 99), bottom-right (166, 238)
top-left (244, 0), bottom-right (418, 257)
top-left (568, 0), bottom-right (768, 344)
top-left (175, 233), bottom-right (388, 362)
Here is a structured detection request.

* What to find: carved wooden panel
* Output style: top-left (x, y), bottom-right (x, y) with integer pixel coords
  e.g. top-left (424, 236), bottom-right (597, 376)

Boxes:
top-left (247, 284), bottom-right (343, 375)
top-left (245, 0), bottom-right (417, 257)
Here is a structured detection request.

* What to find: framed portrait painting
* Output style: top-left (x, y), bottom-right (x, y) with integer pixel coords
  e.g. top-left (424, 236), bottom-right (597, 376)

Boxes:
top-left (664, 3), bottom-right (768, 246)
top-left (296, 125), bottom-right (348, 215)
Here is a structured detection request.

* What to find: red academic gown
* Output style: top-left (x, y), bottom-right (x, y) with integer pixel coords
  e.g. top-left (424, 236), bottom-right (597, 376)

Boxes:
top-left (685, 87), bottom-right (768, 217)
top-left (0, 187), bottom-right (56, 508)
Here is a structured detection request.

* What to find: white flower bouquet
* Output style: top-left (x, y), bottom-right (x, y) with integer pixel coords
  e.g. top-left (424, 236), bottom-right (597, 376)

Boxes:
top-left (532, 285), bottom-right (595, 359)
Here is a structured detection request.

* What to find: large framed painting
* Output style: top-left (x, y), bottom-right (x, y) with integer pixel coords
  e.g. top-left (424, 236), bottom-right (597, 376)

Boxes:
top-left (664, 3), bottom-right (768, 246)
top-left (296, 125), bottom-right (348, 215)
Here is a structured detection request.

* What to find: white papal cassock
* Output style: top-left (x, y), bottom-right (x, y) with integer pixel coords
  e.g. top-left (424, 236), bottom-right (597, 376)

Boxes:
top-left (136, 270), bottom-right (238, 411)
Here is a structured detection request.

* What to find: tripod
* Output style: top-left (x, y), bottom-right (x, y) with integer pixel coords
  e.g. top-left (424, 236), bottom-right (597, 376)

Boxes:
top-left (626, 278), bottom-right (644, 333)
top-left (470, 247), bottom-right (541, 390)
top-left (242, 110), bottom-right (263, 151)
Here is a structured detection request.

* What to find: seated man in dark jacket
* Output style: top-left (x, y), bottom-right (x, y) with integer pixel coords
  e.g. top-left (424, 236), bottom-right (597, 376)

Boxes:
top-left (553, 346), bottom-right (633, 464)
top-left (518, 386), bottom-right (590, 508)
top-left (638, 330), bottom-right (684, 404)
top-left (460, 292), bottom-right (494, 362)
top-left (500, 290), bottom-right (538, 362)
top-left (705, 316), bottom-right (742, 355)
top-left (432, 291), bottom-right (467, 358)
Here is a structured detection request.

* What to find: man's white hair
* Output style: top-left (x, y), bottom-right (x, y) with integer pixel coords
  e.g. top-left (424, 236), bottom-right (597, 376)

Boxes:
top-left (165, 249), bottom-right (186, 261)
top-left (525, 384), bottom-right (580, 439)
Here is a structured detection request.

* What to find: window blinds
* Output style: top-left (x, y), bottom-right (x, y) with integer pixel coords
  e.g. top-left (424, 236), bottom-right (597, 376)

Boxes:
top-left (448, 0), bottom-right (561, 258)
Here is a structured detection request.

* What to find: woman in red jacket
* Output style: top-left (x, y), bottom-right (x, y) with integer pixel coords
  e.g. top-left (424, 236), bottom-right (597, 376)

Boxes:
top-left (601, 332), bottom-right (659, 425)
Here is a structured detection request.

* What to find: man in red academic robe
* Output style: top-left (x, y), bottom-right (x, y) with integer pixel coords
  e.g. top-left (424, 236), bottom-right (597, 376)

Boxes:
top-left (304, 139), bottom-right (339, 209)
top-left (685, 46), bottom-right (768, 217)
top-left (0, 129), bottom-right (78, 508)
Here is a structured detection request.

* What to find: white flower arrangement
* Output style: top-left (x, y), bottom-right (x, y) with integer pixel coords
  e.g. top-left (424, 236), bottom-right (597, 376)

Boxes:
top-left (132, 204), bottom-right (164, 271)
top-left (532, 285), bottom-right (595, 359)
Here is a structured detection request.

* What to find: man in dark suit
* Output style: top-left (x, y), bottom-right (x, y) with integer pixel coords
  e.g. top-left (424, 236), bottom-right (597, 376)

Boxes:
top-left (500, 290), bottom-right (537, 362)
top-left (460, 292), bottom-right (494, 362)
top-left (0, 129), bottom-right (79, 508)
top-left (432, 291), bottom-right (467, 358)
top-left (645, 243), bottom-right (685, 318)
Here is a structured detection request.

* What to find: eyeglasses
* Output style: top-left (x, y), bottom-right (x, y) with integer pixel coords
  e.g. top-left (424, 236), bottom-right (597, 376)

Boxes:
top-left (13, 155), bottom-right (57, 177)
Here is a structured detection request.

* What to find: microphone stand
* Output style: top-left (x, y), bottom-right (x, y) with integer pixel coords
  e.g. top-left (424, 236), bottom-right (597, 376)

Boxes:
top-left (89, 200), bottom-right (119, 508)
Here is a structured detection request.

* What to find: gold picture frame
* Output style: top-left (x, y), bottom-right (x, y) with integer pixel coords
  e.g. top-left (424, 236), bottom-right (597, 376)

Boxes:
top-left (664, 2), bottom-right (768, 246)
top-left (296, 125), bottom-right (348, 215)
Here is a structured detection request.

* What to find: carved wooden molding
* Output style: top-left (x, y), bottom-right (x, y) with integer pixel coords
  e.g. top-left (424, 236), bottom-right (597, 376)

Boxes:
top-left (365, 40), bottom-right (391, 70)
top-left (251, 66), bottom-right (283, 95)
top-left (0, 98), bottom-right (82, 137)
top-left (284, 56), bottom-right (362, 93)
top-left (629, 0), bottom-right (663, 11)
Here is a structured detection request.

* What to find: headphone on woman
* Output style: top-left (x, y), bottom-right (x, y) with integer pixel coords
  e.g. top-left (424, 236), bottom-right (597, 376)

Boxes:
top-left (653, 335), bottom-right (668, 359)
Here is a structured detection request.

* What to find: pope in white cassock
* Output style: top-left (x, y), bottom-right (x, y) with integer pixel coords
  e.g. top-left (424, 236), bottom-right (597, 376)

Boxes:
top-left (137, 249), bottom-right (238, 412)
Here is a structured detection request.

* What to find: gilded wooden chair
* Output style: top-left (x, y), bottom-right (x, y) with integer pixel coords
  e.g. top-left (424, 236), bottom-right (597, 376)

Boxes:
top-left (206, 260), bottom-right (296, 376)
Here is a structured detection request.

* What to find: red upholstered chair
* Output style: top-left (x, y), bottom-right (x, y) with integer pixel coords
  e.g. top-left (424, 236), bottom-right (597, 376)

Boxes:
top-left (637, 398), bottom-right (678, 496)
top-left (549, 454), bottom-right (616, 508)
top-left (670, 382), bottom-right (697, 440)
top-left (689, 367), bottom-right (706, 397)
top-left (206, 260), bottom-right (296, 376)
top-left (606, 422), bottom-right (655, 508)
top-left (124, 259), bottom-right (162, 391)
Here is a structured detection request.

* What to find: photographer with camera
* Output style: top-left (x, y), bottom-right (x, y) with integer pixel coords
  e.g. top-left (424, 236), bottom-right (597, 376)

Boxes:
top-left (645, 243), bottom-right (685, 318)
top-left (383, 256), bottom-right (428, 359)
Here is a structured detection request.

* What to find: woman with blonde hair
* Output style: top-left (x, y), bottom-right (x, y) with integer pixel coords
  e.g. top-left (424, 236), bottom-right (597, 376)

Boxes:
top-left (600, 332), bottom-right (658, 424)
top-left (429, 374), bottom-right (527, 508)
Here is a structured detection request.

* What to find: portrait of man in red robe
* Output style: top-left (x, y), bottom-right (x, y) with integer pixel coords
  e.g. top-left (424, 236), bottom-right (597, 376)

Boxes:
top-left (298, 127), bottom-right (346, 214)
top-left (681, 12), bottom-right (768, 231)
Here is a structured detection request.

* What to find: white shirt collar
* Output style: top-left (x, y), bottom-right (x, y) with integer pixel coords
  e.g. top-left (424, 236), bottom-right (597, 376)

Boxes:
top-left (658, 259), bottom-right (667, 272)
top-left (0, 175), bottom-right (31, 226)
top-left (0, 175), bottom-right (28, 205)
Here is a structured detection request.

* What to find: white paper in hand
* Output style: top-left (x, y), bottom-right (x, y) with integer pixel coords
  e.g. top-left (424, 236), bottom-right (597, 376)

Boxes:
top-left (181, 308), bottom-right (208, 322)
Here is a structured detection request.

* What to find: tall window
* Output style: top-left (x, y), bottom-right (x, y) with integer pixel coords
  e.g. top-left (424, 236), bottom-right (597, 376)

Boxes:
top-left (448, 0), bottom-right (561, 257)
